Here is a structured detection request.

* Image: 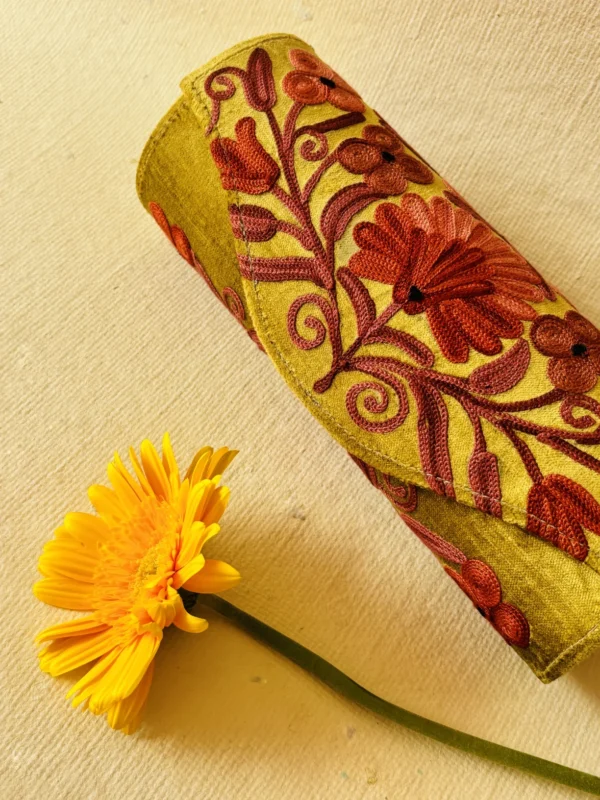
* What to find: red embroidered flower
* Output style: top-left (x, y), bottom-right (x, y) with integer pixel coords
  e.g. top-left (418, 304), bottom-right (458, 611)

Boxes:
top-left (348, 193), bottom-right (548, 362)
top-left (526, 474), bottom-right (600, 561)
top-left (338, 125), bottom-right (434, 195)
top-left (211, 117), bottom-right (280, 194)
top-left (148, 202), bottom-right (195, 266)
top-left (530, 311), bottom-right (600, 393)
top-left (282, 49), bottom-right (365, 113)
top-left (445, 560), bottom-right (530, 648)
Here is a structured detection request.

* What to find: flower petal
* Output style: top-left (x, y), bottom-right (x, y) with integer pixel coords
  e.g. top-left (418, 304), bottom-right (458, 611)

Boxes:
top-left (207, 447), bottom-right (238, 479)
top-left (88, 633), bottom-right (162, 714)
top-left (182, 559), bottom-right (241, 594)
top-left (530, 315), bottom-right (576, 357)
top-left (172, 603), bottom-right (209, 634)
top-left (176, 521), bottom-right (220, 570)
top-left (338, 141), bottom-right (382, 174)
top-left (288, 48), bottom-right (323, 74)
top-left (39, 628), bottom-right (119, 677)
top-left (36, 615), bottom-right (108, 644)
top-left (88, 484), bottom-right (123, 520)
top-left (203, 486), bottom-right (231, 525)
top-left (63, 512), bottom-right (109, 545)
top-left (34, 577), bottom-right (95, 611)
top-left (282, 71), bottom-right (328, 105)
top-left (366, 163), bottom-right (408, 195)
top-left (161, 432), bottom-right (180, 495)
top-left (548, 356), bottom-right (597, 393)
top-left (140, 439), bottom-right (171, 500)
top-left (329, 86), bottom-right (365, 113)
top-left (107, 462), bottom-right (142, 509)
top-left (38, 545), bottom-right (98, 583)
top-left (107, 660), bottom-right (154, 734)
top-left (185, 447), bottom-right (213, 483)
top-left (68, 648), bottom-right (122, 707)
top-left (172, 553), bottom-right (205, 590)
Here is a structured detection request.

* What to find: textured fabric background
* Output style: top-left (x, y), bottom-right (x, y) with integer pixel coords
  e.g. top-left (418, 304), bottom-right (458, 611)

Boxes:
top-left (2, 2), bottom-right (599, 798)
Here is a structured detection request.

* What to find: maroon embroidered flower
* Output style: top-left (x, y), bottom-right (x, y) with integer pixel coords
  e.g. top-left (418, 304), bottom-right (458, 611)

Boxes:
top-left (442, 178), bottom-right (557, 301)
top-left (282, 49), bottom-right (365, 113)
top-left (445, 560), bottom-right (530, 648)
top-left (338, 125), bottom-right (434, 195)
top-left (526, 474), bottom-right (600, 561)
top-left (211, 117), bottom-right (280, 194)
top-left (348, 193), bottom-right (548, 362)
top-left (530, 311), bottom-right (600, 393)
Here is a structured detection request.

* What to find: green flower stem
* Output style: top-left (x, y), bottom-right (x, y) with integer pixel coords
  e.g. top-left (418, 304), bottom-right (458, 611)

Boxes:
top-left (202, 595), bottom-right (600, 797)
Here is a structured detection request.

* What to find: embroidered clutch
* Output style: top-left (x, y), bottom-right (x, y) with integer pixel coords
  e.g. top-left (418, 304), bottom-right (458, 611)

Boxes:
top-left (137, 33), bottom-right (600, 683)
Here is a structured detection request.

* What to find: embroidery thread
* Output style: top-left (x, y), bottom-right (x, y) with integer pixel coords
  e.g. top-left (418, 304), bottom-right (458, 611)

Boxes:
top-left (200, 45), bottom-right (600, 562)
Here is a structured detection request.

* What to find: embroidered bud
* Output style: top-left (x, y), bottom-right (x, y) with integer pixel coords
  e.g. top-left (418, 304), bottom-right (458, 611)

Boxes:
top-left (229, 204), bottom-right (278, 242)
top-left (211, 117), bottom-right (280, 195)
top-left (243, 48), bottom-right (277, 112)
top-left (490, 603), bottom-right (530, 648)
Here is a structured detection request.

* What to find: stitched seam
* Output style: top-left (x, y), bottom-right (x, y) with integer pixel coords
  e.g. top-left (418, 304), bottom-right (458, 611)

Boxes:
top-left (137, 98), bottom-right (188, 202)
top-left (540, 620), bottom-right (600, 680)
top-left (190, 59), bottom-right (600, 567)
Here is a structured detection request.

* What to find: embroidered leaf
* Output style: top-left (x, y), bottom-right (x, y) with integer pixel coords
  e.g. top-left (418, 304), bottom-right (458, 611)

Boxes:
top-left (238, 255), bottom-right (322, 284)
top-left (468, 451), bottom-right (502, 517)
top-left (410, 381), bottom-right (455, 498)
top-left (401, 514), bottom-right (467, 564)
top-left (337, 267), bottom-right (376, 336)
top-left (320, 184), bottom-right (381, 242)
top-left (468, 339), bottom-right (530, 395)
top-left (244, 48), bottom-right (276, 112)
top-left (364, 326), bottom-right (435, 367)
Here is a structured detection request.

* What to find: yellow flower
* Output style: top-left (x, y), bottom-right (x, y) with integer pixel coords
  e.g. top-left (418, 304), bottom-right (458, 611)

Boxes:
top-left (34, 435), bottom-right (241, 734)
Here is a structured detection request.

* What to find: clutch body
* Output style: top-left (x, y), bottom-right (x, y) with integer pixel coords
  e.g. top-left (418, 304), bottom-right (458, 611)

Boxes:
top-left (137, 33), bottom-right (600, 682)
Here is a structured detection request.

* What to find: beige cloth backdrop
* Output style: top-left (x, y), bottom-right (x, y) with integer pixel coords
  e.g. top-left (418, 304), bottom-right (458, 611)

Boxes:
top-left (2, 1), bottom-right (600, 798)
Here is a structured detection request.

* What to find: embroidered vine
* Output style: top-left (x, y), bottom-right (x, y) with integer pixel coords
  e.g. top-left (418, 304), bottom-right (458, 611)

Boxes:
top-left (400, 514), bottom-right (530, 648)
top-left (202, 46), bottom-right (600, 562)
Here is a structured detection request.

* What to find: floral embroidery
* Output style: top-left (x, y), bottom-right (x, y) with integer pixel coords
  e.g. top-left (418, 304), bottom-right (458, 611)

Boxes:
top-left (401, 515), bottom-right (530, 648)
top-left (350, 454), bottom-right (417, 512)
top-left (526, 474), bottom-right (600, 561)
top-left (338, 125), bottom-right (434, 195)
top-left (531, 311), bottom-right (600, 393)
top-left (348, 194), bottom-right (547, 363)
top-left (148, 202), bottom-right (264, 351)
top-left (202, 45), bottom-right (600, 562)
top-left (149, 202), bottom-right (196, 267)
top-left (445, 564), bottom-right (530, 648)
top-left (211, 117), bottom-right (280, 194)
top-left (229, 204), bottom-right (279, 242)
top-left (282, 49), bottom-right (365, 112)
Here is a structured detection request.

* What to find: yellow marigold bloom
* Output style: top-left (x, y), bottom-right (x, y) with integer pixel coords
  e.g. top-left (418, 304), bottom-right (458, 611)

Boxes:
top-left (34, 435), bottom-right (241, 734)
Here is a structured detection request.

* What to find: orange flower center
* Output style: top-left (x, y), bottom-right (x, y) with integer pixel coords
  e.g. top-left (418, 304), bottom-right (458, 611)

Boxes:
top-left (92, 495), bottom-right (180, 627)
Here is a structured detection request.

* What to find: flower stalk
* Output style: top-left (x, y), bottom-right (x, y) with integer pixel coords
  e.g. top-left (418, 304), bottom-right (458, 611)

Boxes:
top-left (202, 595), bottom-right (600, 797)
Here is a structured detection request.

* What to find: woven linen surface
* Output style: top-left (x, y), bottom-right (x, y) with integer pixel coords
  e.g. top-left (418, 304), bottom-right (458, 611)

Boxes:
top-left (2, 2), bottom-right (600, 799)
